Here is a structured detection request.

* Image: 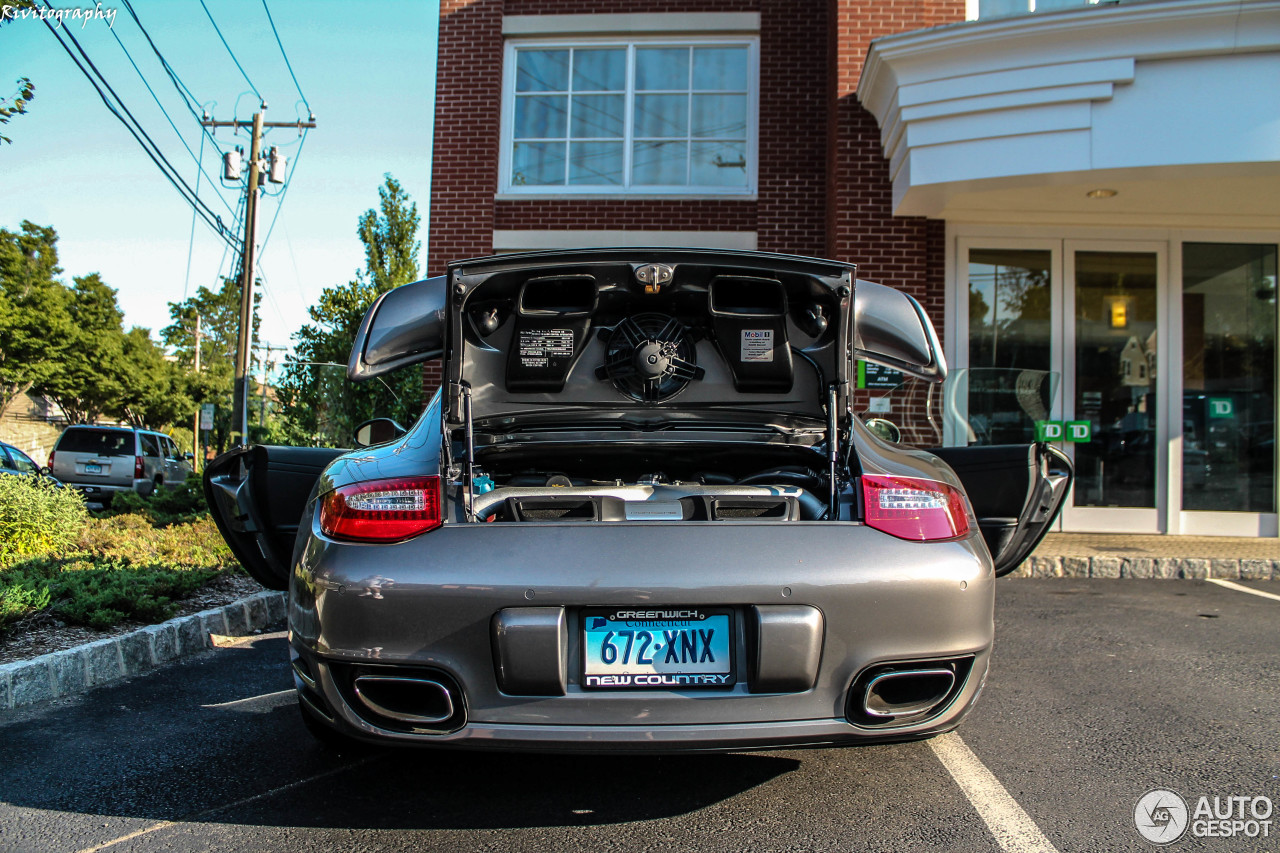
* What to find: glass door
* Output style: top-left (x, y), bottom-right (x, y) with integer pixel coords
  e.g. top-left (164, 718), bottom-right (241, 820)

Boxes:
top-left (1061, 243), bottom-right (1166, 532)
top-left (1176, 242), bottom-right (1278, 536)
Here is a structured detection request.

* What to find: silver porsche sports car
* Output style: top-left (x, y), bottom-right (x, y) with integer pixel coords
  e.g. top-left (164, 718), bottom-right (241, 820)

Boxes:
top-left (206, 249), bottom-right (1071, 752)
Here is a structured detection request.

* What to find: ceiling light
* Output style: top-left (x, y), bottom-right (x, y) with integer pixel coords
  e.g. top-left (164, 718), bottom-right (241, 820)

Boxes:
top-left (1086, 188), bottom-right (1118, 199)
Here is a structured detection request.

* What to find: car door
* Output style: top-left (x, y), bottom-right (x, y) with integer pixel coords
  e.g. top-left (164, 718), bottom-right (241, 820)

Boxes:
top-left (162, 437), bottom-right (185, 486)
top-left (203, 445), bottom-right (346, 590)
top-left (929, 443), bottom-right (1073, 576)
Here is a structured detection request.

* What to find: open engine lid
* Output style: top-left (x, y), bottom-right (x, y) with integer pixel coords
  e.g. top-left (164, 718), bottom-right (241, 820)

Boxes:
top-left (439, 248), bottom-right (857, 428)
top-left (347, 248), bottom-right (946, 430)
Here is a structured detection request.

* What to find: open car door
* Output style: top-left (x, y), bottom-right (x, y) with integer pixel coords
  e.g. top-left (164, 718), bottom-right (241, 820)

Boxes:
top-left (203, 445), bottom-right (343, 590)
top-left (929, 443), bottom-right (1073, 577)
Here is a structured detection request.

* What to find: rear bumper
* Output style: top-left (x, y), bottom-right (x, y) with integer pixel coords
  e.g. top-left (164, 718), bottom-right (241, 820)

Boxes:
top-left (65, 479), bottom-right (148, 498)
top-left (290, 519), bottom-right (995, 751)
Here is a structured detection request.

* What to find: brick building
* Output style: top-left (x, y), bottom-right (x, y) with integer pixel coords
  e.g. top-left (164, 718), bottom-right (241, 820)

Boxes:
top-left (429, 0), bottom-right (1280, 537)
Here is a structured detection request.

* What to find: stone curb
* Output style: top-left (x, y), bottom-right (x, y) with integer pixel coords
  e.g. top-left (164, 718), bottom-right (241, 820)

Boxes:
top-left (1007, 556), bottom-right (1280, 580)
top-left (0, 590), bottom-right (286, 711)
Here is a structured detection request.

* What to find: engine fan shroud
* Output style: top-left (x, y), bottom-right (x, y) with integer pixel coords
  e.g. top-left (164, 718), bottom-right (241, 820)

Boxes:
top-left (596, 313), bottom-right (705, 403)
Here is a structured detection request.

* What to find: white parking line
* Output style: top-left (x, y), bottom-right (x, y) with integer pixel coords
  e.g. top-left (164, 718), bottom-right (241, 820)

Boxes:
top-left (1206, 578), bottom-right (1280, 603)
top-left (929, 732), bottom-right (1060, 853)
top-left (73, 756), bottom-right (380, 853)
top-left (201, 688), bottom-right (295, 709)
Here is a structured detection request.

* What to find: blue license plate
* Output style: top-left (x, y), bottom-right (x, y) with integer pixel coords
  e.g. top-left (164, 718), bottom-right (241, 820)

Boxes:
top-left (582, 608), bottom-right (734, 689)
top-left (85, 463), bottom-right (102, 474)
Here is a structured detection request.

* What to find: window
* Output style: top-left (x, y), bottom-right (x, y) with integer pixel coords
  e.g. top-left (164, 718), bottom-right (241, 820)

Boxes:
top-left (56, 428), bottom-right (132, 456)
top-left (502, 39), bottom-right (757, 195)
top-left (139, 433), bottom-right (160, 457)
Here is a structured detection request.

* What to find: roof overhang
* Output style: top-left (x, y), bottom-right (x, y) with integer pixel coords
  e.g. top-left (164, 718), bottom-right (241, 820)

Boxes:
top-left (857, 0), bottom-right (1280, 227)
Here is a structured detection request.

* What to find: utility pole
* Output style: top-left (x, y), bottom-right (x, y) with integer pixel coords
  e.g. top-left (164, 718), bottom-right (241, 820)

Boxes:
top-left (256, 342), bottom-right (286, 426)
top-left (201, 105), bottom-right (316, 445)
top-left (191, 313), bottom-right (201, 472)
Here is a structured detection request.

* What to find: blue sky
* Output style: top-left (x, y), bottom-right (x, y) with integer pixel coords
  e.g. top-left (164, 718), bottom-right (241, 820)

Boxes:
top-left (1, 0), bottom-right (440, 353)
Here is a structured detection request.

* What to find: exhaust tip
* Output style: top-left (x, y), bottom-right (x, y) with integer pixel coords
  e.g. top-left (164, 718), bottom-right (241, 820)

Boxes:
top-left (863, 669), bottom-right (955, 718)
top-left (353, 675), bottom-right (455, 725)
top-left (848, 657), bottom-right (972, 726)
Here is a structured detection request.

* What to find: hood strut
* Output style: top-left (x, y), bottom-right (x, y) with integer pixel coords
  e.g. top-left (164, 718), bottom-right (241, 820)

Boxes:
top-left (826, 384), bottom-right (840, 519)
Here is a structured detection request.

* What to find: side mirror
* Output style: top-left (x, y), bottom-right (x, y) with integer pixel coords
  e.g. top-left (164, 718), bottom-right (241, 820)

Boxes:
top-left (184, 453), bottom-right (195, 461)
top-left (864, 418), bottom-right (902, 444)
top-left (853, 279), bottom-right (947, 383)
top-left (354, 418), bottom-right (407, 448)
top-left (39, 466), bottom-right (52, 477)
top-left (348, 276), bottom-right (448, 381)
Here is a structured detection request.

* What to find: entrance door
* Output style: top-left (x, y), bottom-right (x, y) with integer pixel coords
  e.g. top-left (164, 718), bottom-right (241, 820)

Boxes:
top-left (1060, 244), bottom-right (1167, 532)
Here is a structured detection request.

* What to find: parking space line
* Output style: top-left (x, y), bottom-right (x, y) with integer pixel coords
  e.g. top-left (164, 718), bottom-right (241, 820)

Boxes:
top-left (1206, 578), bottom-right (1280, 603)
top-left (929, 732), bottom-right (1060, 853)
top-left (73, 756), bottom-right (381, 853)
top-left (201, 688), bottom-right (295, 709)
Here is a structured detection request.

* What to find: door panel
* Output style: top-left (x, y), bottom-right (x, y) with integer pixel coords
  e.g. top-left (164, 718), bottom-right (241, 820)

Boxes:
top-left (1062, 244), bottom-right (1166, 533)
top-left (204, 445), bottom-right (344, 590)
top-left (930, 443), bottom-right (1073, 576)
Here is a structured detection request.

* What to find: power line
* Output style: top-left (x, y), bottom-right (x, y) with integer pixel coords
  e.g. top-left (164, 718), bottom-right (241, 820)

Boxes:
top-left (182, 130), bottom-right (206, 302)
top-left (39, 10), bottom-right (240, 252)
top-left (199, 0), bottom-right (262, 102)
top-left (261, 0), bottom-right (310, 114)
top-left (106, 23), bottom-right (238, 220)
top-left (258, 129), bottom-right (307, 257)
top-left (119, 0), bottom-right (227, 155)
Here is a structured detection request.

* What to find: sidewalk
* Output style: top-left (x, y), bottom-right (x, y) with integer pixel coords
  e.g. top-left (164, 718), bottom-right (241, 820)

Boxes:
top-left (1020, 533), bottom-right (1279, 579)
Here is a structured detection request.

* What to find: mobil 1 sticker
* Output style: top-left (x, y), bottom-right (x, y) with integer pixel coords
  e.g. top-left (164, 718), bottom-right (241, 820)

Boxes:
top-left (518, 329), bottom-right (574, 368)
top-left (741, 329), bottom-right (774, 363)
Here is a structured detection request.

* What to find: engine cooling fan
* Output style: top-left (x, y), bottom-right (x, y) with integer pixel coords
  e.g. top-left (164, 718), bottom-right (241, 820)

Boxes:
top-left (595, 313), bottom-right (704, 402)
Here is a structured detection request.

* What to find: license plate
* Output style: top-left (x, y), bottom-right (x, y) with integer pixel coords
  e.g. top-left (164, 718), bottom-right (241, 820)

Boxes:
top-left (85, 463), bottom-right (102, 474)
top-left (581, 608), bottom-right (734, 689)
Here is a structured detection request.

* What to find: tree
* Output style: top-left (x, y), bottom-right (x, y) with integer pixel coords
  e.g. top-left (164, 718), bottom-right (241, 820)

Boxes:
top-left (0, 2), bottom-right (38, 146)
top-left (0, 222), bottom-right (73, 415)
top-left (114, 327), bottom-right (191, 429)
top-left (279, 175), bottom-right (424, 446)
top-left (38, 273), bottom-right (126, 425)
top-left (162, 277), bottom-right (260, 453)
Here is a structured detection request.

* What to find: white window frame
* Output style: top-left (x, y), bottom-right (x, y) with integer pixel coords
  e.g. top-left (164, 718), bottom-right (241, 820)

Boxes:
top-left (498, 36), bottom-right (759, 198)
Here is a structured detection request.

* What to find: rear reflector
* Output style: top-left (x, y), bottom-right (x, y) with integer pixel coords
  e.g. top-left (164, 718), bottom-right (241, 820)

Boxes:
top-left (320, 476), bottom-right (443, 542)
top-left (861, 474), bottom-right (970, 542)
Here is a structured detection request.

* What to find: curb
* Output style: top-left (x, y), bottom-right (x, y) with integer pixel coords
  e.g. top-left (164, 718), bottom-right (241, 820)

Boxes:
top-left (1008, 556), bottom-right (1280, 580)
top-left (0, 590), bottom-right (286, 711)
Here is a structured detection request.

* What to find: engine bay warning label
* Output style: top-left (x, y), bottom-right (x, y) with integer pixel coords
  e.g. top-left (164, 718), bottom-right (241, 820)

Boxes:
top-left (518, 329), bottom-right (575, 368)
top-left (740, 329), bottom-right (774, 363)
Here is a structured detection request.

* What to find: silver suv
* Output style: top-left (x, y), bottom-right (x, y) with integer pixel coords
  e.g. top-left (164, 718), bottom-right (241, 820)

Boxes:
top-left (50, 426), bottom-right (192, 505)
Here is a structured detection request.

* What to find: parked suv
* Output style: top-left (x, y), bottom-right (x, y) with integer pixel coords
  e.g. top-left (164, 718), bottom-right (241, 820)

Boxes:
top-left (50, 425), bottom-right (192, 505)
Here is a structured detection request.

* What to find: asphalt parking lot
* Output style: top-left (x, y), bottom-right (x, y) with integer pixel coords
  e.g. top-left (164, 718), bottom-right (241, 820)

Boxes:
top-left (1, 579), bottom-right (1277, 853)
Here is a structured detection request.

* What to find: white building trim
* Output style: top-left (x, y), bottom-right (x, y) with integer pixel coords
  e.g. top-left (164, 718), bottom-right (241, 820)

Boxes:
top-left (492, 230), bottom-right (758, 251)
top-left (503, 13), bottom-right (760, 37)
top-left (858, 0), bottom-right (1280, 221)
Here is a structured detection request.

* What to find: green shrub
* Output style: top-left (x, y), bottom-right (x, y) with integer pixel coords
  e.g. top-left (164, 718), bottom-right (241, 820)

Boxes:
top-left (102, 473), bottom-right (208, 526)
top-left (0, 500), bottom-right (236, 635)
top-left (47, 558), bottom-right (219, 630)
top-left (0, 475), bottom-right (87, 566)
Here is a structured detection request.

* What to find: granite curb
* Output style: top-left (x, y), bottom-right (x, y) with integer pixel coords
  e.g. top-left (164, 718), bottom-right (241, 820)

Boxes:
top-left (1008, 555), bottom-right (1280, 580)
top-left (0, 590), bottom-right (286, 711)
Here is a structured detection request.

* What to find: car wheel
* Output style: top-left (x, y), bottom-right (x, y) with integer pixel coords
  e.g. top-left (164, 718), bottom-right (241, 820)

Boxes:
top-left (98, 493), bottom-right (114, 508)
top-left (297, 699), bottom-right (374, 755)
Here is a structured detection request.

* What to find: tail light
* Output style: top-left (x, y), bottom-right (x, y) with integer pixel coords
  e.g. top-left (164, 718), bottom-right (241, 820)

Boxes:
top-left (134, 455), bottom-right (145, 479)
top-left (47, 451), bottom-right (55, 469)
top-left (320, 476), bottom-right (443, 543)
top-left (861, 475), bottom-right (971, 542)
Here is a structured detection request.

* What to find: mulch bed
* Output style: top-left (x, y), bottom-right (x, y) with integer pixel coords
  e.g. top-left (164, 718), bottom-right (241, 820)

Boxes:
top-left (0, 572), bottom-right (268, 665)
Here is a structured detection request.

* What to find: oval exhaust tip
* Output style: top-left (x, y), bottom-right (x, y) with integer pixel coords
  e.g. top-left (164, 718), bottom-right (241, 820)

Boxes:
top-left (353, 675), bottom-right (455, 725)
top-left (863, 668), bottom-right (956, 719)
